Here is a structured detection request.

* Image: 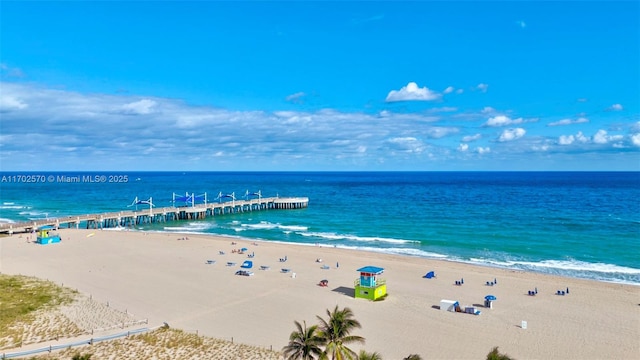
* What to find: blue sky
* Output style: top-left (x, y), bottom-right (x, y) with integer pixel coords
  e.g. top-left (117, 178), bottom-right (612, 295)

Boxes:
top-left (1, 1), bottom-right (638, 171)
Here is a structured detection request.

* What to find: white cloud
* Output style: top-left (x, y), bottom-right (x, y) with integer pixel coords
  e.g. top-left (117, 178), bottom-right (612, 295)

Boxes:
top-left (377, 110), bottom-right (440, 122)
top-left (121, 99), bottom-right (157, 115)
top-left (456, 89), bottom-right (464, 94)
top-left (574, 132), bottom-right (590, 144)
top-left (498, 128), bottom-right (526, 142)
top-left (593, 130), bottom-right (608, 144)
top-left (484, 115), bottom-right (524, 127)
top-left (608, 103), bottom-right (623, 111)
top-left (557, 130), bottom-right (625, 146)
top-left (476, 83), bottom-right (489, 92)
top-left (462, 134), bottom-right (481, 142)
top-left (428, 106), bottom-right (457, 113)
top-left (443, 86), bottom-right (455, 94)
top-left (2, 81), bottom-right (637, 171)
top-left (0, 63), bottom-right (24, 78)
top-left (424, 126), bottom-right (459, 139)
top-left (558, 134), bottom-right (576, 145)
top-left (548, 117), bottom-right (589, 126)
top-left (386, 137), bottom-right (425, 153)
top-left (386, 82), bottom-right (441, 102)
top-left (480, 106), bottom-right (496, 114)
top-left (593, 129), bottom-right (623, 144)
top-left (516, 20), bottom-right (526, 28)
top-left (532, 144), bottom-right (550, 152)
top-left (0, 95), bottom-right (28, 111)
top-left (285, 91), bottom-right (306, 103)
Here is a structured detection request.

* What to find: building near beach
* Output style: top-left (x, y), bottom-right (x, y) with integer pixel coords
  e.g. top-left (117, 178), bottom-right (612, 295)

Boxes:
top-left (354, 266), bottom-right (386, 300)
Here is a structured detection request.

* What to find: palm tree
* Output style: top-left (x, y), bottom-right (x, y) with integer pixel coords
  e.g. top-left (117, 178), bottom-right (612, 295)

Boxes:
top-left (403, 355), bottom-right (422, 360)
top-left (283, 320), bottom-right (325, 360)
top-left (486, 346), bottom-right (515, 360)
top-left (358, 350), bottom-right (383, 360)
top-left (316, 305), bottom-right (365, 360)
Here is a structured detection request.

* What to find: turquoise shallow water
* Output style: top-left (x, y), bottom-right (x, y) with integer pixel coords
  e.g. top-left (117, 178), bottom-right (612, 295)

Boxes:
top-left (1, 171), bottom-right (639, 284)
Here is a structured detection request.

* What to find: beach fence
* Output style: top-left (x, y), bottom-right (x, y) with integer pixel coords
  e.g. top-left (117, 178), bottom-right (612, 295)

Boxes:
top-left (7, 318), bottom-right (150, 350)
top-left (1, 327), bottom-right (152, 359)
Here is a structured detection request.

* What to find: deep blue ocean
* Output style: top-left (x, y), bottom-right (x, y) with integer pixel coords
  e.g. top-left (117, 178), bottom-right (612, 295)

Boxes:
top-left (1, 171), bottom-right (638, 285)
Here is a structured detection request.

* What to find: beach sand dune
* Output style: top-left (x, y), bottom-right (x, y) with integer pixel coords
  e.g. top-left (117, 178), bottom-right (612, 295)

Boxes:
top-left (1, 229), bottom-right (638, 359)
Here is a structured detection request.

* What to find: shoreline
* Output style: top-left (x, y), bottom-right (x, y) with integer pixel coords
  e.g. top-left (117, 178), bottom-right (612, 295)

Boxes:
top-left (1, 228), bottom-right (639, 359)
top-left (60, 226), bottom-right (640, 286)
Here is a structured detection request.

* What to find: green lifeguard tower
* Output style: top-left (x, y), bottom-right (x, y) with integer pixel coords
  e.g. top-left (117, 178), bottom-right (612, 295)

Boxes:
top-left (354, 266), bottom-right (387, 300)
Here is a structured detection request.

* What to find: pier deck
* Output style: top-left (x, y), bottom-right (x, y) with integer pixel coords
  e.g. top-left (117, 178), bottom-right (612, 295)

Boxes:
top-left (0, 197), bottom-right (309, 234)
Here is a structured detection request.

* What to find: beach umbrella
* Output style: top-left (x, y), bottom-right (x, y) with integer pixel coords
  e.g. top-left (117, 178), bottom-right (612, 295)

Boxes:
top-left (485, 295), bottom-right (497, 301)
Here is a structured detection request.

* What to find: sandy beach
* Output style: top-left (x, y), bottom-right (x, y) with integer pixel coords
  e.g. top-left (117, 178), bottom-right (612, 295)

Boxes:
top-left (1, 228), bottom-right (638, 359)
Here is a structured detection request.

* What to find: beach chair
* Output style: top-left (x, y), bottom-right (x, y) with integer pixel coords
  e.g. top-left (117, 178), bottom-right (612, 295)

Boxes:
top-left (206, 260), bottom-right (215, 265)
top-left (260, 265), bottom-right (270, 271)
top-left (227, 262), bottom-right (236, 267)
top-left (219, 251), bottom-right (225, 255)
top-left (281, 268), bottom-right (291, 273)
top-left (321, 264), bottom-right (330, 270)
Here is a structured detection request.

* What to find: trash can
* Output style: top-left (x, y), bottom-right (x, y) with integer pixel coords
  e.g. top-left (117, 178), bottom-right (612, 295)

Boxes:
top-left (484, 300), bottom-right (493, 308)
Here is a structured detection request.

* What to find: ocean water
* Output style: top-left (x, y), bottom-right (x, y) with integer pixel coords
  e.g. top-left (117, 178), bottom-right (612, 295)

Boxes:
top-left (1, 171), bottom-right (639, 285)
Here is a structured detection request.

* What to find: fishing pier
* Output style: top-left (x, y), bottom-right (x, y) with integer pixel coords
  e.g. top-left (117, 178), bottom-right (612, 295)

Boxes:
top-left (0, 196), bottom-right (309, 235)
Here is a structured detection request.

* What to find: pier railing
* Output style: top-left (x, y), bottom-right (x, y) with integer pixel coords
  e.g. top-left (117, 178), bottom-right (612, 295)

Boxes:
top-left (0, 196), bottom-right (308, 234)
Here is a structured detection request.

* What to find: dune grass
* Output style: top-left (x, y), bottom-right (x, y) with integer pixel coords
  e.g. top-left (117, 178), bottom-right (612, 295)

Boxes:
top-left (23, 328), bottom-right (282, 360)
top-left (0, 274), bottom-right (77, 348)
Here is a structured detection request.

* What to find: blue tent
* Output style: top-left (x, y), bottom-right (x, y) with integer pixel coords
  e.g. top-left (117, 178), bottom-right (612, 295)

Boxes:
top-left (423, 271), bottom-right (435, 279)
top-left (241, 260), bottom-right (253, 269)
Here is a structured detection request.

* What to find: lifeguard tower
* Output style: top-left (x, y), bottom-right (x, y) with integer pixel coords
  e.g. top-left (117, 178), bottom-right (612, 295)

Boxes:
top-left (35, 226), bottom-right (61, 245)
top-left (354, 266), bottom-right (387, 300)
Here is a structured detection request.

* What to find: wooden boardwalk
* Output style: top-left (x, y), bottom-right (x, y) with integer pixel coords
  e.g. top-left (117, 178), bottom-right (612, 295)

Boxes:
top-left (0, 197), bottom-right (309, 234)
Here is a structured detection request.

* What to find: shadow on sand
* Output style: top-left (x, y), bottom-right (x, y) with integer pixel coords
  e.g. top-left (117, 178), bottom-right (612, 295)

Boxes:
top-left (332, 286), bottom-right (355, 297)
